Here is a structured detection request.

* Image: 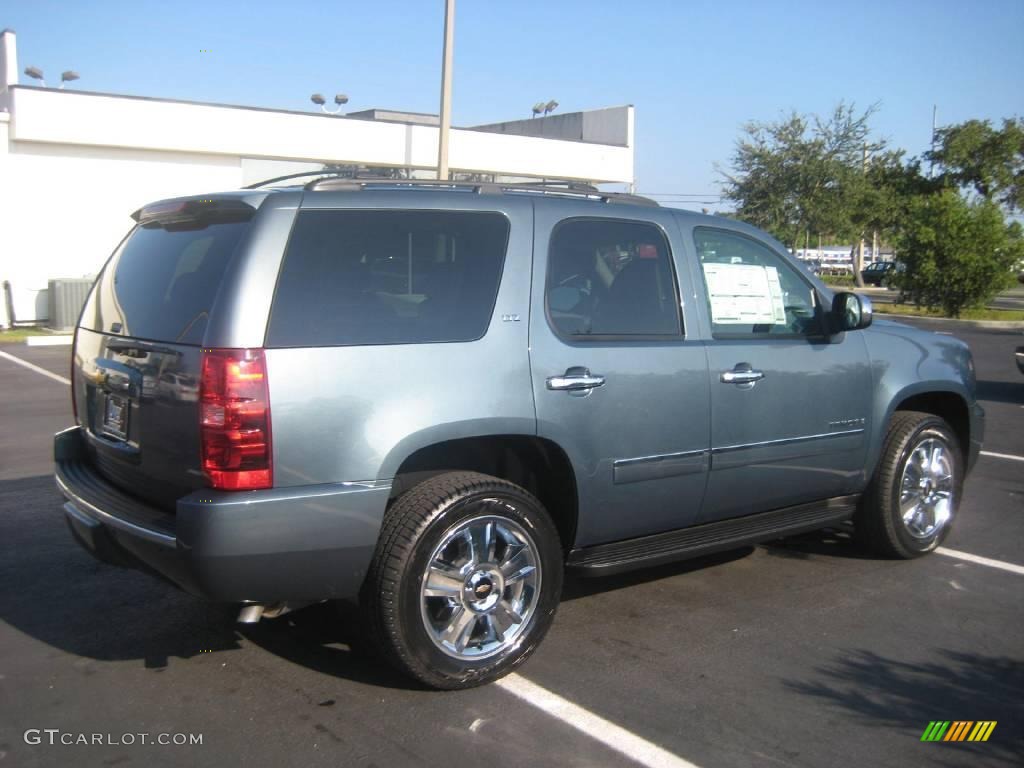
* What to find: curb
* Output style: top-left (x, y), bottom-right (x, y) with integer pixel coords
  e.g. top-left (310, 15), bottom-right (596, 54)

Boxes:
top-left (875, 312), bottom-right (1024, 330)
top-left (25, 335), bottom-right (74, 347)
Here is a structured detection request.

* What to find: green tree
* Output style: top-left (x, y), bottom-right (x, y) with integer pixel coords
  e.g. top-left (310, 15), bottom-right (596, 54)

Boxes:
top-left (843, 150), bottom-right (932, 281)
top-left (894, 190), bottom-right (1022, 316)
top-left (927, 118), bottom-right (1024, 211)
top-left (720, 103), bottom-right (890, 284)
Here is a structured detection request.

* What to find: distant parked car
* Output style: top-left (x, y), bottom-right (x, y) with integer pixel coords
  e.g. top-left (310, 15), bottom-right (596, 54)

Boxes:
top-left (861, 261), bottom-right (900, 286)
top-left (1016, 346), bottom-right (1024, 374)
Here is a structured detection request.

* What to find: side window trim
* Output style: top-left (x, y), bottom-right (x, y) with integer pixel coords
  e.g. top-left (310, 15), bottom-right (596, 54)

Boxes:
top-left (693, 226), bottom-right (826, 341)
top-left (544, 216), bottom-right (685, 343)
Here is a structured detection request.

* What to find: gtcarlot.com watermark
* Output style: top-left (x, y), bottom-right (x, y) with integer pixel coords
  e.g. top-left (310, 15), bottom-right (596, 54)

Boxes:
top-left (25, 729), bottom-right (202, 746)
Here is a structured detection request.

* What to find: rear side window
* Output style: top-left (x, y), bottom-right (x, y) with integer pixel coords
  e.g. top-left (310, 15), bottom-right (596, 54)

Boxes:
top-left (80, 221), bottom-right (249, 344)
top-left (546, 218), bottom-right (681, 339)
top-left (267, 210), bottom-right (509, 348)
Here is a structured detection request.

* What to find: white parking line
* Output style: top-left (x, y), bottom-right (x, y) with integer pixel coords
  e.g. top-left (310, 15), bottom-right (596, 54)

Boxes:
top-left (980, 450), bottom-right (1024, 463)
top-left (497, 673), bottom-right (701, 768)
top-left (0, 348), bottom-right (71, 386)
top-left (936, 548), bottom-right (1024, 576)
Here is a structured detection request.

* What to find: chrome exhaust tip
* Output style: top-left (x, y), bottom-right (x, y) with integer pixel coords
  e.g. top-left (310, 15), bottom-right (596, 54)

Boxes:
top-left (236, 604), bottom-right (264, 623)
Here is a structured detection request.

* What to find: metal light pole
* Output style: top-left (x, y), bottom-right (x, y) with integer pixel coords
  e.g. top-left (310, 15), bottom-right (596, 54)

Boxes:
top-left (436, 0), bottom-right (455, 181)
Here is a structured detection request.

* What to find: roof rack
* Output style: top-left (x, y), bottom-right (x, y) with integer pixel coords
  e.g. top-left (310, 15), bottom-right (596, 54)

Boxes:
top-left (292, 175), bottom-right (658, 207)
top-left (243, 170), bottom-right (352, 189)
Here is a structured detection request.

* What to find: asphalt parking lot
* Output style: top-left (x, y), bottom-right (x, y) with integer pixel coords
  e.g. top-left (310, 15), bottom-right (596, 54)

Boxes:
top-left (0, 316), bottom-right (1021, 768)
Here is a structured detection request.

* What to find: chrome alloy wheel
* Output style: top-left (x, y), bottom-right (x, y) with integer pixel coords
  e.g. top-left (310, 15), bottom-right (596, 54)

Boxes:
top-left (419, 511), bottom-right (541, 660)
top-left (899, 437), bottom-right (955, 539)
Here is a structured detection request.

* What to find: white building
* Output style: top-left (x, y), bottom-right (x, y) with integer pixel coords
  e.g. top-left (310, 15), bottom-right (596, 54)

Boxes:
top-left (0, 28), bottom-right (635, 327)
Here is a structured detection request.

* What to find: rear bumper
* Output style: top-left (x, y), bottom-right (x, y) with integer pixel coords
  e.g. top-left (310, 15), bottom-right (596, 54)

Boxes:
top-left (55, 426), bottom-right (390, 603)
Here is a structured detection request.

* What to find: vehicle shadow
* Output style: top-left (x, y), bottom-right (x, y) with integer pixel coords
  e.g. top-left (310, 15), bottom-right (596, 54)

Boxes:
top-left (244, 549), bottom-right (761, 685)
top-left (561, 547), bottom-right (754, 601)
top-left (784, 648), bottom-right (1023, 765)
top-left (2, 474), bottom-right (772, 689)
top-left (0, 475), bottom-right (244, 668)
top-left (759, 523), bottom-right (878, 561)
top-left (0, 474), bottom-right (409, 687)
top-left (236, 603), bottom-right (414, 690)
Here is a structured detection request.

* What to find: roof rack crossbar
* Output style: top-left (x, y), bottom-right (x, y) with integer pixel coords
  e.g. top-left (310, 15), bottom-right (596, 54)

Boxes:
top-left (243, 170), bottom-right (355, 189)
top-left (243, 172), bottom-right (656, 206)
top-left (501, 184), bottom-right (658, 207)
top-left (304, 177), bottom-right (503, 194)
top-left (294, 177), bottom-right (658, 206)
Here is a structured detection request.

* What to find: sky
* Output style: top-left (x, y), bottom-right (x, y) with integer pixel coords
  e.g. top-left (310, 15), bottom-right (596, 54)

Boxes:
top-left (5, 0), bottom-right (1023, 211)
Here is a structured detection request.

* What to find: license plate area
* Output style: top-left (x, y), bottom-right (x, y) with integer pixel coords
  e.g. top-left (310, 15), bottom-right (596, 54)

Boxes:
top-left (102, 394), bottom-right (130, 441)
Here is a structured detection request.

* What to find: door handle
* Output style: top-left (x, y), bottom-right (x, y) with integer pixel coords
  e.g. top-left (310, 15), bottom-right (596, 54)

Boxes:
top-left (547, 367), bottom-right (606, 392)
top-left (720, 364), bottom-right (764, 387)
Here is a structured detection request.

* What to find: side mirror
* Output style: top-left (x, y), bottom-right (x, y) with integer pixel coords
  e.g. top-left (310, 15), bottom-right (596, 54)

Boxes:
top-left (831, 292), bottom-right (873, 333)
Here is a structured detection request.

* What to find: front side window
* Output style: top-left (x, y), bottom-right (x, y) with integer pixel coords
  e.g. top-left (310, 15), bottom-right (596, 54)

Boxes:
top-left (694, 228), bottom-right (822, 338)
top-left (267, 210), bottom-right (509, 347)
top-left (546, 218), bottom-right (681, 339)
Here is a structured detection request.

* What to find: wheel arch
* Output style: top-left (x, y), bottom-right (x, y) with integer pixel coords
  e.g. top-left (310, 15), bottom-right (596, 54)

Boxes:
top-left (387, 434), bottom-right (579, 552)
top-left (869, 385), bottom-right (971, 478)
top-left (892, 389), bottom-right (970, 458)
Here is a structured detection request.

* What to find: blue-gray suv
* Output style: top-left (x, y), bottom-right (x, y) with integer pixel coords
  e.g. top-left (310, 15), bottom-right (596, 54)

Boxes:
top-left (55, 177), bottom-right (984, 688)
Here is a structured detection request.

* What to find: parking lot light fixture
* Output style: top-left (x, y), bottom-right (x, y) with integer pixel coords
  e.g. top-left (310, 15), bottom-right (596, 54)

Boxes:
top-left (24, 65), bottom-right (45, 86)
top-left (310, 91), bottom-right (347, 114)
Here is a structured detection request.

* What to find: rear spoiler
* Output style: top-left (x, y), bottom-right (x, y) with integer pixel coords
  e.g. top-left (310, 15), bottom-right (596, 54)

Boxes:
top-left (131, 198), bottom-right (256, 227)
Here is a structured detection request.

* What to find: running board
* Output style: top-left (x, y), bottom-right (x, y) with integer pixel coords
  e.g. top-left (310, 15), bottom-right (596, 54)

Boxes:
top-left (566, 494), bottom-right (860, 576)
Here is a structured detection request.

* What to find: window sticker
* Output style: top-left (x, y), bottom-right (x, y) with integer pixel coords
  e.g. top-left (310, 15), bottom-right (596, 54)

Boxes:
top-left (702, 263), bottom-right (787, 325)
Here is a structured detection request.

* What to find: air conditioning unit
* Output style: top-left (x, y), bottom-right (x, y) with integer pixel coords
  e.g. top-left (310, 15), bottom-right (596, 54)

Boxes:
top-left (47, 279), bottom-right (94, 331)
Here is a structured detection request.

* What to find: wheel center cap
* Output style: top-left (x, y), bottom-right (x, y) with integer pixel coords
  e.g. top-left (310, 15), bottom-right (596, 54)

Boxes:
top-left (474, 579), bottom-right (493, 599)
top-left (465, 568), bottom-right (502, 611)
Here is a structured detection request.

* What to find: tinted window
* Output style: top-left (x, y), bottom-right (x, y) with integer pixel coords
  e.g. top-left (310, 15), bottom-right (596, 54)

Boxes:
top-left (80, 221), bottom-right (249, 344)
top-left (694, 228), bottom-right (821, 338)
top-left (267, 210), bottom-right (509, 347)
top-left (546, 219), bottom-right (681, 338)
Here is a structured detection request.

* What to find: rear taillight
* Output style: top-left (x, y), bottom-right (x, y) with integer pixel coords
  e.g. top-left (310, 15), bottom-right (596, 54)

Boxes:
top-left (200, 348), bottom-right (272, 490)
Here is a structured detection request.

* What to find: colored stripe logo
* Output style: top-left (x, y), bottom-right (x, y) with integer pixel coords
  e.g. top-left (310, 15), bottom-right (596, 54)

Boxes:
top-left (921, 721), bottom-right (997, 742)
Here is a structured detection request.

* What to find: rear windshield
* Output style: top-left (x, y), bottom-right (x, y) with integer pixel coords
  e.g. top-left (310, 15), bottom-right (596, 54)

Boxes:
top-left (80, 221), bottom-right (250, 344)
top-left (266, 210), bottom-right (509, 348)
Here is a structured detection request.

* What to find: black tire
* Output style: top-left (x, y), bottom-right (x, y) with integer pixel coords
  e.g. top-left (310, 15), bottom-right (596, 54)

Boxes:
top-left (361, 471), bottom-right (563, 689)
top-left (856, 411), bottom-right (963, 558)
